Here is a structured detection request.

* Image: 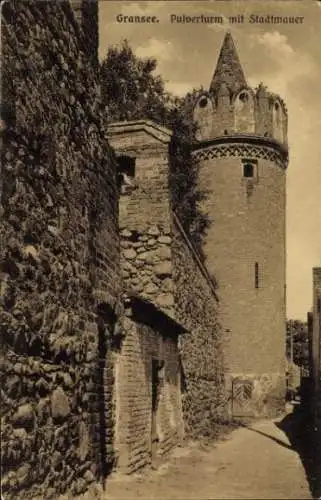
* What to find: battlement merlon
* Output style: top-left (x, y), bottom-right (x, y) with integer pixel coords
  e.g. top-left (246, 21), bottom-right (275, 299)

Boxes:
top-left (193, 32), bottom-right (288, 149)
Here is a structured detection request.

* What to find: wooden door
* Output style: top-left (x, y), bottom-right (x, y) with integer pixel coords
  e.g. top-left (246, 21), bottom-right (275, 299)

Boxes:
top-left (232, 378), bottom-right (254, 417)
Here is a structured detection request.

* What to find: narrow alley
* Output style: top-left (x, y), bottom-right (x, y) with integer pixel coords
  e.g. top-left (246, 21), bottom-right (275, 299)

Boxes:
top-left (105, 406), bottom-right (313, 500)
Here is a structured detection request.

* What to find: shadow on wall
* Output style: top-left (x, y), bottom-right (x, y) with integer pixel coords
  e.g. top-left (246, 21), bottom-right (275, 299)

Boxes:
top-left (276, 405), bottom-right (321, 499)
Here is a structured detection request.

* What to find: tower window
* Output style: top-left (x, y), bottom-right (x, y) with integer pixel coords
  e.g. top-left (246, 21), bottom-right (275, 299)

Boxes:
top-left (255, 262), bottom-right (259, 289)
top-left (199, 96), bottom-right (208, 108)
top-left (317, 298), bottom-right (321, 314)
top-left (242, 158), bottom-right (258, 179)
top-left (239, 92), bottom-right (249, 103)
top-left (243, 163), bottom-right (254, 178)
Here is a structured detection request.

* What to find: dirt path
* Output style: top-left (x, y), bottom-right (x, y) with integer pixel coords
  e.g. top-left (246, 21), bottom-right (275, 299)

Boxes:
top-left (105, 413), bottom-right (312, 500)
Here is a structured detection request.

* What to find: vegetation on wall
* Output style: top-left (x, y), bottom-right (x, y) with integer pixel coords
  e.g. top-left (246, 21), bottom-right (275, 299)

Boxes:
top-left (286, 320), bottom-right (309, 369)
top-left (100, 40), bottom-right (209, 258)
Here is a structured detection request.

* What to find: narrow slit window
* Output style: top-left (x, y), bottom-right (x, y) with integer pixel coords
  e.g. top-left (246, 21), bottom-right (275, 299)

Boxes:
top-left (255, 262), bottom-right (259, 289)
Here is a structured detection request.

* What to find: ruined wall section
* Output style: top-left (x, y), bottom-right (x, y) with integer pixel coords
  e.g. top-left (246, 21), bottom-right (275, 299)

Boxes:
top-left (1, 2), bottom-right (120, 498)
top-left (120, 228), bottom-right (174, 318)
top-left (108, 121), bottom-right (174, 318)
top-left (114, 302), bottom-right (184, 473)
top-left (108, 120), bottom-right (225, 439)
top-left (172, 215), bottom-right (227, 438)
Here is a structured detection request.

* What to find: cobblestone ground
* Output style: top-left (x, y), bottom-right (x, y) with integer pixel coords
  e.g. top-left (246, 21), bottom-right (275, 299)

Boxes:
top-left (104, 409), bottom-right (312, 500)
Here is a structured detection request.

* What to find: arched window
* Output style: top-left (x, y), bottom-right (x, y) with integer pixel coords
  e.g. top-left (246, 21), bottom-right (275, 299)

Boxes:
top-left (193, 94), bottom-right (214, 141)
top-left (238, 92), bottom-right (249, 104)
top-left (198, 96), bottom-right (208, 108)
top-left (234, 90), bottom-right (255, 133)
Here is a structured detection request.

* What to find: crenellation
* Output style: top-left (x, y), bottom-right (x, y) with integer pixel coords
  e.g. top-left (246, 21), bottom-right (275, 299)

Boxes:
top-left (193, 56), bottom-right (288, 146)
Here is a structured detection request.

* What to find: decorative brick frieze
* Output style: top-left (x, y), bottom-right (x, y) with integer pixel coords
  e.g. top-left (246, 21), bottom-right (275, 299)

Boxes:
top-left (192, 141), bottom-right (287, 169)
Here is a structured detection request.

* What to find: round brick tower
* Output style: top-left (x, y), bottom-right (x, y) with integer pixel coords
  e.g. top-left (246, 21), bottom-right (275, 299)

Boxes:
top-left (192, 32), bottom-right (289, 417)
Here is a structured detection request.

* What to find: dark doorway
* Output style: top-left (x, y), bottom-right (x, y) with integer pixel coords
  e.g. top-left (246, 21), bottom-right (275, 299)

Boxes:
top-left (151, 359), bottom-right (164, 466)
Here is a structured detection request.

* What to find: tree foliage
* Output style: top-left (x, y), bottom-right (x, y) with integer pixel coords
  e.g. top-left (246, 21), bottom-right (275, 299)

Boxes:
top-left (100, 40), bottom-right (209, 258)
top-left (286, 319), bottom-right (309, 369)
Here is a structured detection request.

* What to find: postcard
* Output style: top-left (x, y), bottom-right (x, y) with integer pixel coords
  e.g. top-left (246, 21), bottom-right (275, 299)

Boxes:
top-left (1, 1), bottom-right (320, 499)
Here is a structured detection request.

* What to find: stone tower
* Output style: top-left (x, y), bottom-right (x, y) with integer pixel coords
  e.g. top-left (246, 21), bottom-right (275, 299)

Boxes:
top-left (192, 32), bottom-right (289, 417)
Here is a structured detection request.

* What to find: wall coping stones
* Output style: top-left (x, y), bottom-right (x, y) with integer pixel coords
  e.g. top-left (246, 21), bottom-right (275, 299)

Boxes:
top-left (107, 119), bottom-right (173, 145)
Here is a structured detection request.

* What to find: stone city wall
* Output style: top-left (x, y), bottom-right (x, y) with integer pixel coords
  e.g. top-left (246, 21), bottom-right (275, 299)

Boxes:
top-left (172, 215), bottom-right (227, 438)
top-left (1, 2), bottom-right (120, 498)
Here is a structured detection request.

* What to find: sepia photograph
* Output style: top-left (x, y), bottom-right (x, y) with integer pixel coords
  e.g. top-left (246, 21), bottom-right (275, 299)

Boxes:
top-left (1, 0), bottom-right (320, 499)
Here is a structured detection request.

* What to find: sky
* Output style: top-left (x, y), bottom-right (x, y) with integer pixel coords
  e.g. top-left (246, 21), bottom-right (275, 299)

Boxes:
top-left (98, 0), bottom-right (321, 320)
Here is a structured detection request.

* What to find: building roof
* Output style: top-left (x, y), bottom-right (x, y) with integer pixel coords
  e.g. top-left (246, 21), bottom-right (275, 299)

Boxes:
top-left (209, 32), bottom-right (247, 95)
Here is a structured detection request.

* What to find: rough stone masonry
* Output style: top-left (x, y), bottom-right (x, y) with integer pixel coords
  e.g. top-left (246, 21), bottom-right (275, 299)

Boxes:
top-left (1, 1), bottom-right (121, 498)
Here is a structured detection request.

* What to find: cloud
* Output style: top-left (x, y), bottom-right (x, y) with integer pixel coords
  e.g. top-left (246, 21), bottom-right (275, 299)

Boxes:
top-left (254, 31), bottom-right (294, 56)
top-left (248, 31), bottom-right (317, 96)
top-left (135, 38), bottom-right (174, 62)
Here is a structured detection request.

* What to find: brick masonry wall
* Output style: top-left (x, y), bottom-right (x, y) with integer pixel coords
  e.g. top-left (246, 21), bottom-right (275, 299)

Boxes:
top-left (1, 2), bottom-right (120, 498)
top-left (109, 122), bottom-right (184, 470)
top-left (196, 150), bottom-right (286, 416)
top-left (114, 308), bottom-right (184, 473)
top-left (109, 122), bottom-right (175, 316)
top-left (172, 216), bottom-right (227, 438)
top-left (109, 120), bottom-right (226, 438)
top-left (107, 121), bottom-right (173, 235)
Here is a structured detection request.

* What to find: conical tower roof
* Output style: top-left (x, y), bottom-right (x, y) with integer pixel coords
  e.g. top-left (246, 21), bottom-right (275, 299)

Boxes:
top-left (209, 32), bottom-right (247, 95)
